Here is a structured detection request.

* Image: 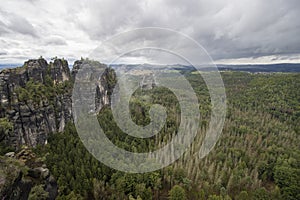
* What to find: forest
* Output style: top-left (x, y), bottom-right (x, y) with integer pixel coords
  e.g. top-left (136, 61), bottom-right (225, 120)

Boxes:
top-left (2, 69), bottom-right (300, 200)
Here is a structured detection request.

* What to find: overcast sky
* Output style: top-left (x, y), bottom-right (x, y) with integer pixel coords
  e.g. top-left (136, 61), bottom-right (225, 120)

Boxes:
top-left (0, 0), bottom-right (300, 64)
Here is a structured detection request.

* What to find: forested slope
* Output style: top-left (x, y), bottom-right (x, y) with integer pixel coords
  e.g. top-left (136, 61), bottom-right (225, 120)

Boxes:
top-left (36, 71), bottom-right (299, 199)
top-left (0, 63), bottom-right (300, 199)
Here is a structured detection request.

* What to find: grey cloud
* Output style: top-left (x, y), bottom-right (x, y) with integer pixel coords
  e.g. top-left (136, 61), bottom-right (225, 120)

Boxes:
top-left (191, 0), bottom-right (300, 60)
top-left (75, 0), bottom-right (142, 39)
top-left (0, 9), bottom-right (37, 37)
top-left (44, 36), bottom-right (67, 46)
top-left (0, 0), bottom-right (300, 63)
top-left (0, 50), bottom-right (7, 55)
top-left (7, 15), bottom-right (37, 37)
top-left (0, 20), bottom-right (9, 35)
top-left (73, 0), bottom-right (300, 61)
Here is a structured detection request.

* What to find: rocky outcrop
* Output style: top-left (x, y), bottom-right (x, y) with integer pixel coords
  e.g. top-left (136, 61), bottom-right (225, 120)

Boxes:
top-left (49, 59), bottom-right (71, 84)
top-left (0, 58), bottom-right (115, 149)
top-left (0, 148), bottom-right (57, 200)
top-left (71, 60), bottom-right (83, 79)
top-left (0, 58), bottom-right (72, 148)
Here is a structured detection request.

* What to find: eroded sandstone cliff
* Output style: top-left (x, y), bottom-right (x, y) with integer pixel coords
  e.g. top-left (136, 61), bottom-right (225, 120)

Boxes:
top-left (0, 58), bottom-right (115, 149)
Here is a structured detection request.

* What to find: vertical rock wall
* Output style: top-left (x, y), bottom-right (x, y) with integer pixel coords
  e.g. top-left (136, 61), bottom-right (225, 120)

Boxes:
top-left (0, 58), bottom-right (115, 149)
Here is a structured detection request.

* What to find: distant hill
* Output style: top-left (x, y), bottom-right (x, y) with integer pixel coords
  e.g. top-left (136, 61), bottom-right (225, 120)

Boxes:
top-left (111, 63), bottom-right (300, 73)
top-left (217, 63), bottom-right (300, 73)
top-left (2, 62), bottom-right (300, 73)
top-left (0, 64), bottom-right (22, 70)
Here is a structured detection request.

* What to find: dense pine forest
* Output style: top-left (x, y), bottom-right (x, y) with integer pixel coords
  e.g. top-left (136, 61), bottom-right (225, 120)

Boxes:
top-left (1, 69), bottom-right (299, 200)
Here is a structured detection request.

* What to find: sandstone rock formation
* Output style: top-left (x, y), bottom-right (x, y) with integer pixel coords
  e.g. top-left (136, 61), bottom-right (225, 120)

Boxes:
top-left (0, 58), bottom-right (115, 149)
top-left (0, 148), bottom-right (57, 200)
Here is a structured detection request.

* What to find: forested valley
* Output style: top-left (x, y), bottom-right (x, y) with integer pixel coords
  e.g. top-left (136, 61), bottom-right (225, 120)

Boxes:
top-left (31, 71), bottom-right (300, 200)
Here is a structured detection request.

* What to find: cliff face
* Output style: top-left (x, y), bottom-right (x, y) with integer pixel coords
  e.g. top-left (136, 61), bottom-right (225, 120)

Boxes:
top-left (0, 58), bottom-right (114, 149)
